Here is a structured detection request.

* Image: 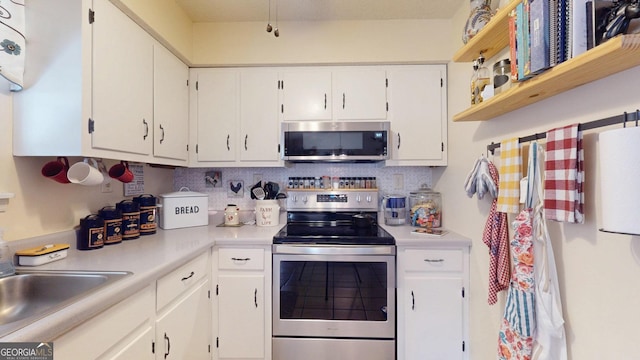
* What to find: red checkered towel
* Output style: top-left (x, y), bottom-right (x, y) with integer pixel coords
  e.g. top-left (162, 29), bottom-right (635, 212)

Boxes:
top-left (482, 161), bottom-right (510, 305)
top-left (544, 124), bottom-right (584, 223)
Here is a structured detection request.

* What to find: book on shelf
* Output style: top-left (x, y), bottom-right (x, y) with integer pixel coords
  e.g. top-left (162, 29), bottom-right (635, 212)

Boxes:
top-left (411, 228), bottom-right (449, 237)
top-left (516, 1), bottom-right (532, 80)
top-left (529, 0), bottom-right (551, 74)
top-left (509, 9), bottom-right (518, 81)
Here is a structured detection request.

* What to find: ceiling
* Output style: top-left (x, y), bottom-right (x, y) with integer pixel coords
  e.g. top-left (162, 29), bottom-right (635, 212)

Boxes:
top-left (175, 0), bottom-right (467, 23)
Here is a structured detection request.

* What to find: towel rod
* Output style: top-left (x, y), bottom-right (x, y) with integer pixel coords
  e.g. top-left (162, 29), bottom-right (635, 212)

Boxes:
top-left (487, 110), bottom-right (640, 155)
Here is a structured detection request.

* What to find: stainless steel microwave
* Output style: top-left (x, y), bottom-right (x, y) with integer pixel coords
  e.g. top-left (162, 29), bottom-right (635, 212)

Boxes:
top-left (281, 121), bottom-right (390, 162)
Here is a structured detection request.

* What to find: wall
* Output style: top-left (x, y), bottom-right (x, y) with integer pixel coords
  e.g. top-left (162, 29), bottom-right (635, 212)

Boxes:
top-left (437, 2), bottom-right (640, 359)
top-left (192, 19), bottom-right (454, 66)
top-left (0, 90), bottom-right (175, 241)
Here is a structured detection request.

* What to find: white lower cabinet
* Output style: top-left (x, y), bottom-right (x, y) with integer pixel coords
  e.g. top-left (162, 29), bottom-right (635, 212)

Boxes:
top-left (53, 252), bottom-right (212, 360)
top-left (213, 246), bottom-right (272, 360)
top-left (54, 284), bottom-right (155, 360)
top-left (397, 246), bottom-right (469, 360)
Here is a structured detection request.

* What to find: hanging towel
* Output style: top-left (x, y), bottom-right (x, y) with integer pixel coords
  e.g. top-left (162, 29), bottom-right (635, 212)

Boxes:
top-left (464, 155), bottom-right (498, 199)
top-left (0, 0), bottom-right (25, 91)
top-left (529, 143), bottom-right (568, 360)
top-left (544, 124), bottom-right (584, 223)
top-left (496, 138), bottom-right (522, 213)
top-left (482, 161), bottom-right (510, 305)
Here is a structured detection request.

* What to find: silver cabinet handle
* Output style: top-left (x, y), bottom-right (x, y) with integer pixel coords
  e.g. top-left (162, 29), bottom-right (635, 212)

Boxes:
top-left (143, 119), bottom-right (149, 140)
top-left (159, 124), bottom-right (165, 144)
top-left (181, 271), bottom-right (195, 281)
top-left (342, 93), bottom-right (346, 109)
top-left (411, 290), bottom-right (415, 311)
top-left (424, 259), bottom-right (445, 263)
top-left (231, 257), bottom-right (251, 262)
top-left (226, 134), bottom-right (230, 150)
top-left (244, 134), bottom-right (248, 150)
top-left (254, 288), bottom-right (258, 308)
top-left (324, 93), bottom-right (327, 109)
top-left (397, 133), bottom-right (401, 149)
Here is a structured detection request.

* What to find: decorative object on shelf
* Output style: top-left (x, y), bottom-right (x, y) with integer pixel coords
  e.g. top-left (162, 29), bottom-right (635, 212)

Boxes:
top-left (462, 0), bottom-right (493, 44)
top-left (473, 54), bottom-right (491, 104)
top-left (602, 0), bottom-right (640, 42)
top-left (228, 180), bottom-right (244, 198)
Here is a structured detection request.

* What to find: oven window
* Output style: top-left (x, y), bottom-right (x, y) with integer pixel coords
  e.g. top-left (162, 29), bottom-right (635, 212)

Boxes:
top-left (279, 261), bottom-right (388, 321)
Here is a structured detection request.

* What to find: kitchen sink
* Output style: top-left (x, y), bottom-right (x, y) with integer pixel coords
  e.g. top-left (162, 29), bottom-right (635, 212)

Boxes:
top-left (0, 270), bottom-right (131, 337)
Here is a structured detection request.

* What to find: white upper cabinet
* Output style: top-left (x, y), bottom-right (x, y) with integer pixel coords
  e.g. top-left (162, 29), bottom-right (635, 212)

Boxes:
top-left (240, 69), bottom-right (281, 162)
top-left (386, 65), bottom-right (447, 166)
top-left (91, 0), bottom-right (154, 156)
top-left (190, 68), bottom-right (282, 167)
top-left (332, 68), bottom-right (387, 120)
top-left (153, 44), bottom-right (189, 163)
top-left (280, 70), bottom-right (332, 121)
top-left (192, 69), bottom-right (239, 163)
top-left (13, 0), bottom-right (189, 166)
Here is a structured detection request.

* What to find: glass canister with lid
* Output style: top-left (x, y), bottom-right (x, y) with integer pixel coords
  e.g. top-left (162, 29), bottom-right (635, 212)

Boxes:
top-left (409, 185), bottom-right (442, 228)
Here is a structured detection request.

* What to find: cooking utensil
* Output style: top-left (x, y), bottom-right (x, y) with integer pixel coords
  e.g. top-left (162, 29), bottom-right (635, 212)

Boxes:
top-left (264, 182), bottom-right (279, 199)
top-left (252, 186), bottom-right (266, 200)
top-left (250, 181), bottom-right (262, 200)
top-left (352, 213), bottom-right (375, 228)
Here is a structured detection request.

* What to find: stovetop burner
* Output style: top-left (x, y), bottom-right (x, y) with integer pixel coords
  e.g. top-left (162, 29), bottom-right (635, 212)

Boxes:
top-left (273, 222), bottom-right (395, 245)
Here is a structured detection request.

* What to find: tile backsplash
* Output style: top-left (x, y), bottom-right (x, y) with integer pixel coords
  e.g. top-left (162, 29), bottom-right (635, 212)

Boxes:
top-left (174, 163), bottom-right (432, 211)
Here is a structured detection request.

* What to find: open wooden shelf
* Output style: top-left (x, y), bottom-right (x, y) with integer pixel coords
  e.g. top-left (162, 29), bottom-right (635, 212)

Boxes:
top-left (452, 0), bottom-right (520, 62)
top-left (453, 34), bottom-right (640, 122)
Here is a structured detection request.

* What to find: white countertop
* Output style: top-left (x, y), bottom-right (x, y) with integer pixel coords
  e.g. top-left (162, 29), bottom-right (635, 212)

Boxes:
top-left (1, 212), bottom-right (470, 342)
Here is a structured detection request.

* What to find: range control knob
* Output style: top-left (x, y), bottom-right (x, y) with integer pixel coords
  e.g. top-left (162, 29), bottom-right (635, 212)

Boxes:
top-left (302, 196), bottom-right (308, 204)
top-left (366, 195), bottom-right (372, 202)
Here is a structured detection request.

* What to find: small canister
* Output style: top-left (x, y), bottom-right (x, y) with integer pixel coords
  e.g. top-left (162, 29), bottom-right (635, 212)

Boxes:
top-left (117, 200), bottom-right (140, 239)
top-left (78, 214), bottom-right (104, 250)
top-left (409, 186), bottom-right (442, 228)
top-left (134, 194), bottom-right (157, 235)
top-left (98, 206), bottom-right (122, 245)
top-left (224, 204), bottom-right (240, 226)
top-left (493, 59), bottom-right (511, 94)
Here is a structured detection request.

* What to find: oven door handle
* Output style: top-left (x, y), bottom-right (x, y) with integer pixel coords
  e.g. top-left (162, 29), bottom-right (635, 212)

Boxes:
top-left (272, 244), bottom-right (395, 255)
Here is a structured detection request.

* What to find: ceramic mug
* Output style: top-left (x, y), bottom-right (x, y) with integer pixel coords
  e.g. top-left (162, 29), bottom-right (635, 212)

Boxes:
top-left (41, 157), bottom-right (71, 184)
top-left (108, 161), bottom-right (134, 183)
top-left (67, 158), bottom-right (104, 186)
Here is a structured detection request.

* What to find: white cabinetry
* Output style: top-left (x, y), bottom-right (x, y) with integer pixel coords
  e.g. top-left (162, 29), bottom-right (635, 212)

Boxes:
top-left (397, 247), bottom-right (469, 360)
top-left (156, 252), bottom-right (211, 360)
top-left (13, 0), bottom-right (188, 166)
top-left (153, 44), bottom-right (189, 163)
top-left (332, 68), bottom-right (387, 120)
top-left (190, 68), bottom-right (282, 167)
top-left (54, 285), bottom-right (155, 360)
top-left (386, 65), bottom-right (447, 166)
top-left (279, 67), bottom-right (388, 121)
top-left (54, 252), bottom-right (211, 360)
top-left (280, 70), bottom-right (332, 121)
top-left (213, 246), bottom-right (272, 360)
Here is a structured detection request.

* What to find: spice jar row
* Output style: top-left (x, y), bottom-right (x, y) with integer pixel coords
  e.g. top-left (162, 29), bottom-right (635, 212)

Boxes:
top-left (287, 176), bottom-right (377, 190)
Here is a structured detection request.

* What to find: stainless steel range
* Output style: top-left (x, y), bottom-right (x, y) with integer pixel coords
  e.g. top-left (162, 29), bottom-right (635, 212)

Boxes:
top-left (272, 189), bottom-right (396, 360)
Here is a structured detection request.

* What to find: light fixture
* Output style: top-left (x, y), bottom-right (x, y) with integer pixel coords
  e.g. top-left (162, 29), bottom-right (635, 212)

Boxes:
top-left (266, 0), bottom-right (273, 32)
top-left (266, 0), bottom-right (279, 37)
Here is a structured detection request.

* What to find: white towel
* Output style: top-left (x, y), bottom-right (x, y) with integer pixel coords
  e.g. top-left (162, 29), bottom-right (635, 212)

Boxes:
top-left (0, 0), bottom-right (26, 91)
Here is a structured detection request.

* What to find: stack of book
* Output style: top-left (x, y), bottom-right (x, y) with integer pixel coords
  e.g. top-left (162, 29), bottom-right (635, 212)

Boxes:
top-left (508, 0), bottom-right (617, 81)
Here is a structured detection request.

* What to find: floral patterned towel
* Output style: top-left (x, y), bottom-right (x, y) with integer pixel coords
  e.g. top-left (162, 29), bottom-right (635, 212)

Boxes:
top-left (0, 0), bottom-right (25, 91)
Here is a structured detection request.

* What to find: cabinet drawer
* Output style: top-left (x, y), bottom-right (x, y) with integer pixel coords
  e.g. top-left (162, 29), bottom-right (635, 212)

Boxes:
top-left (157, 252), bottom-right (209, 311)
top-left (403, 249), bottom-right (463, 272)
top-left (217, 248), bottom-right (265, 270)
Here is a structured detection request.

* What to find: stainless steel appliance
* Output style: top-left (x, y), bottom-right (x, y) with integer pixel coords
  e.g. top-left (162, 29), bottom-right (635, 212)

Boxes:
top-left (272, 190), bottom-right (396, 360)
top-left (281, 121), bottom-right (390, 162)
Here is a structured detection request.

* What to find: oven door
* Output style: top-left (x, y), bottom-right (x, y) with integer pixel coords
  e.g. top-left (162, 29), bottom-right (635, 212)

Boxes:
top-left (273, 244), bottom-right (395, 339)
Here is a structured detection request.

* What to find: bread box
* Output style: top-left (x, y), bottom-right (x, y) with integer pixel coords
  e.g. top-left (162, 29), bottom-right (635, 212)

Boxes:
top-left (158, 189), bottom-right (209, 229)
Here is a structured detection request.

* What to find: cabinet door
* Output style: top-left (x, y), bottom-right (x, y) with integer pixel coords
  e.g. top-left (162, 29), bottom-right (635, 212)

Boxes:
top-left (280, 71), bottom-right (332, 121)
top-left (153, 44), bottom-right (189, 162)
top-left (403, 276), bottom-right (464, 360)
top-left (195, 69), bottom-right (239, 162)
top-left (333, 69), bottom-right (387, 120)
top-left (156, 279), bottom-right (211, 360)
top-left (387, 66), bottom-right (446, 165)
top-left (217, 274), bottom-right (265, 359)
top-left (99, 325), bottom-right (154, 360)
top-left (92, 0), bottom-right (153, 155)
top-left (240, 70), bottom-right (281, 162)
